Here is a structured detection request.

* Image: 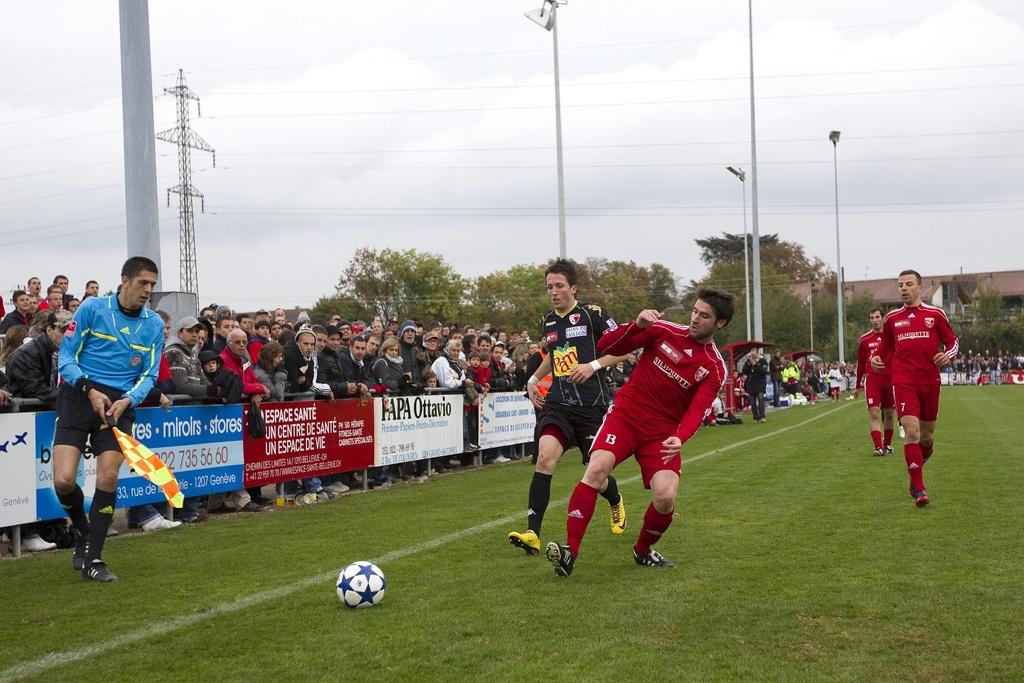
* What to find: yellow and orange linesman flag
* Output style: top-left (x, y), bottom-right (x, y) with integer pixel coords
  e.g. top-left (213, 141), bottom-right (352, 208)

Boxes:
top-left (112, 427), bottom-right (185, 508)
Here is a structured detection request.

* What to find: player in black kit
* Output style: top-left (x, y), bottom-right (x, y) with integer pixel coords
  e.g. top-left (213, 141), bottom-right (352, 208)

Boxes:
top-left (508, 259), bottom-right (627, 555)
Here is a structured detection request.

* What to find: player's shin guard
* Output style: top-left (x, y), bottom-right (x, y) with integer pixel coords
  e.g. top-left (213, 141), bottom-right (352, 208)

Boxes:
top-left (634, 504), bottom-right (674, 557)
top-left (903, 444), bottom-right (925, 492)
top-left (598, 474), bottom-right (621, 506)
top-left (883, 429), bottom-right (894, 448)
top-left (527, 472), bottom-right (553, 534)
top-left (566, 482), bottom-right (599, 557)
top-left (870, 430), bottom-right (882, 450)
top-left (56, 484), bottom-right (90, 535)
top-left (85, 489), bottom-right (117, 563)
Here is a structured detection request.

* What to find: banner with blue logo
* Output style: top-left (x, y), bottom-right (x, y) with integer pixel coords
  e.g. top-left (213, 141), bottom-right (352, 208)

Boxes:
top-left (35, 404), bottom-right (245, 520)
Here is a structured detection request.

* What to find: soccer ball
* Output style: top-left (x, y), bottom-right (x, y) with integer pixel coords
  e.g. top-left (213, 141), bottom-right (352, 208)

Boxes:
top-left (336, 561), bottom-right (386, 608)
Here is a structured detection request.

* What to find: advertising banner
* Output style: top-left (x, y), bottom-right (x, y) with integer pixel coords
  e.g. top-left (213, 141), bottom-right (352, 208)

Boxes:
top-left (374, 394), bottom-right (463, 466)
top-left (478, 392), bottom-right (537, 449)
top-left (243, 399), bottom-right (375, 487)
top-left (0, 413), bottom-right (38, 527)
top-left (34, 404), bottom-right (245, 520)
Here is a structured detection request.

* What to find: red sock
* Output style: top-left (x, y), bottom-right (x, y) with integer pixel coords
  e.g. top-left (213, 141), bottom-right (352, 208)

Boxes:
top-left (870, 430), bottom-right (882, 449)
top-left (566, 482), bottom-right (599, 557)
top-left (634, 504), bottom-right (674, 556)
top-left (883, 429), bottom-right (894, 447)
top-left (904, 443), bottom-right (925, 491)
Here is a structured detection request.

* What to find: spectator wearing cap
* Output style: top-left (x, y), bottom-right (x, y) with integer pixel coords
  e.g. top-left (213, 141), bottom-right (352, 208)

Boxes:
top-left (283, 326), bottom-right (332, 397)
top-left (398, 319), bottom-right (425, 385)
top-left (254, 309), bottom-right (270, 324)
top-left (0, 290), bottom-right (34, 334)
top-left (422, 329), bottom-right (443, 364)
top-left (295, 311), bottom-right (311, 326)
top-left (164, 316), bottom-right (210, 398)
top-left (248, 319), bottom-right (271, 362)
top-left (337, 320), bottom-right (353, 344)
top-left (386, 319), bottom-right (399, 335)
top-left (4, 309), bottom-right (72, 400)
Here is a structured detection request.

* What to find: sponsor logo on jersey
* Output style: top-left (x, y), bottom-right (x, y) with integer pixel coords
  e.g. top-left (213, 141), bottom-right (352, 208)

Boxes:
top-left (568, 313), bottom-right (581, 325)
top-left (897, 331), bottom-right (931, 341)
top-left (545, 320), bottom-right (557, 327)
top-left (565, 325), bottom-right (587, 339)
top-left (695, 366), bottom-right (709, 382)
top-left (684, 348), bottom-right (693, 357)
top-left (908, 313), bottom-right (916, 319)
top-left (606, 318), bottom-right (618, 330)
top-left (552, 343), bottom-right (580, 377)
top-left (894, 320), bottom-right (910, 328)
top-left (130, 355), bottom-right (142, 366)
top-left (64, 320), bottom-right (77, 337)
top-left (545, 331), bottom-right (558, 345)
top-left (653, 356), bottom-right (691, 389)
top-left (658, 342), bottom-right (682, 363)
top-left (925, 317), bottom-right (935, 328)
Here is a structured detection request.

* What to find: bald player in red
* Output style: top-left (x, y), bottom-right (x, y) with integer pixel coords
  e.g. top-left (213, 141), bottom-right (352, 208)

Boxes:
top-left (545, 287), bottom-right (733, 576)
top-left (854, 308), bottom-right (896, 456)
top-left (871, 269), bottom-right (959, 507)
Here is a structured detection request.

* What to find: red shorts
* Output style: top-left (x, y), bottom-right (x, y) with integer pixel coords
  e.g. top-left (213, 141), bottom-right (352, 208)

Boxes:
top-left (864, 374), bottom-right (894, 410)
top-left (893, 383), bottom-right (941, 422)
top-left (591, 409), bottom-right (679, 489)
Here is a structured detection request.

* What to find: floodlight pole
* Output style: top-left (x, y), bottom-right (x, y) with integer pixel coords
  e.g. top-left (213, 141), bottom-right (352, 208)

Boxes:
top-left (551, 4), bottom-right (567, 258)
top-left (808, 281), bottom-right (815, 349)
top-left (727, 166), bottom-right (751, 341)
top-left (747, 0), bottom-right (764, 341)
top-left (831, 130), bottom-right (845, 364)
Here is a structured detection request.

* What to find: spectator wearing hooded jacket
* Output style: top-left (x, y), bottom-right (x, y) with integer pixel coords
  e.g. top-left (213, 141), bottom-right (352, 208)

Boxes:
top-left (283, 326), bottom-right (332, 397)
top-left (398, 319), bottom-right (425, 385)
top-left (164, 316), bottom-right (210, 399)
top-left (318, 326), bottom-right (357, 398)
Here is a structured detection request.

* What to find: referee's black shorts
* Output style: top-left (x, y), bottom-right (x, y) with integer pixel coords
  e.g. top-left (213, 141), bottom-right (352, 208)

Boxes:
top-left (54, 383), bottom-right (136, 455)
top-left (535, 402), bottom-right (607, 460)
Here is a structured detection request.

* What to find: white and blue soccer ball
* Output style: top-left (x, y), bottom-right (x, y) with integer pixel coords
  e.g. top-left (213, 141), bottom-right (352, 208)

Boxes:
top-left (336, 561), bottom-right (387, 608)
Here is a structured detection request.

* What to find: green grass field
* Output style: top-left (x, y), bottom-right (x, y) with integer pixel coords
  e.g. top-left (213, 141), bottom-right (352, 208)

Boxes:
top-left (1, 387), bottom-right (1022, 682)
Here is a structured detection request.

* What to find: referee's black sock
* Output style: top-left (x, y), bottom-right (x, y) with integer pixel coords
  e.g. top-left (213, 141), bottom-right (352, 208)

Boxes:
top-left (599, 475), bottom-right (621, 506)
top-left (56, 484), bottom-right (90, 535)
top-left (527, 472), bottom-right (553, 534)
top-left (85, 488), bottom-right (117, 563)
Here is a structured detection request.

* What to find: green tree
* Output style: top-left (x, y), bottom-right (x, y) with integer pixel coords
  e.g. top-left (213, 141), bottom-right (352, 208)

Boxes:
top-left (307, 294), bottom-right (371, 326)
top-left (695, 232), bottom-right (827, 282)
top-left (463, 264), bottom-right (549, 333)
top-left (335, 248), bottom-right (466, 324)
top-left (974, 280), bottom-right (1004, 323)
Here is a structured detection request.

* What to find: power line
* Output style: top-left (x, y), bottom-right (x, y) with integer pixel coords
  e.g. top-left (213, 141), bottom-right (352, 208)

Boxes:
top-left (0, 160), bottom-right (121, 183)
top-left (0, 183), bottom-right (123, 207)
top-left (206, 207), bottom-right (1021, 218)
top-left (217, 154), bottom-right (1024, 172)
top-left (211, 62), bottom-right (1024, 97)
top-left (205, 82), bottom-right (1024, 120)
top-left (174, 10), bottom-right (1024, 76)
top-left (216, 128), bottom-right (1024, 157)
top-left (0, 102), bottom-right (121, 128)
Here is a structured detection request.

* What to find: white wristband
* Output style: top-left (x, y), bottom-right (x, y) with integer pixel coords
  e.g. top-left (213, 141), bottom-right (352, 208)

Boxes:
top-left (589, 360), bottom-right (602, 372)
top-left (528, 376), bottom-right (539, 385)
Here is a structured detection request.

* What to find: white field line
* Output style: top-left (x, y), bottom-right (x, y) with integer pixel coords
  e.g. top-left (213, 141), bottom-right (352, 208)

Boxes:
top-left (0, 402), bottom-right (850, 682)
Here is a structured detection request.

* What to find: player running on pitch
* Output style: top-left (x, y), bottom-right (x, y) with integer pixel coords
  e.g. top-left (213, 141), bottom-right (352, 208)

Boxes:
top-left (508, 259), bottom-right (627, 555)
top-left (53, 256), bottom-right (164, 582)
top-left (871, 269), bottom-right (959, 507)
top-left (546, 287), bottom-right (733, 576)
top-left (854, 308), bottom-right (897, 456)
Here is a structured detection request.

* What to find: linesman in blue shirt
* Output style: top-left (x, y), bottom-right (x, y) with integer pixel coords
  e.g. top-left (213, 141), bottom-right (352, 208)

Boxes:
top-left (53, 256), bottom-right (164, 582)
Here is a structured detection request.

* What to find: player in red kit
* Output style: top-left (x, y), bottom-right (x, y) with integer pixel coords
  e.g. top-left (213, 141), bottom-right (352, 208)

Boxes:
top-left (871, 270), bottom-right (958, 507)
top-left (854, 308), bottom-right (896, 456)
top-left (545, 287), bottom-right (733, 576)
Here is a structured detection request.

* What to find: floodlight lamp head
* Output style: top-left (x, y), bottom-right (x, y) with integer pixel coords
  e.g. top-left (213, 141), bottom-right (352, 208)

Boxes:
top-left (726, 166), bottom-right (745, 181)
top-left (829, 130), bottom-right (841, 144)
top-left (524, 1), bottom-right (555, 30)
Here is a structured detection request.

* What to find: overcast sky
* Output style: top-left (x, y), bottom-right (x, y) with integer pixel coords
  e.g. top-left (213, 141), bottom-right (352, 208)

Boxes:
top-left (1, 0), bottom-right (1021, 309)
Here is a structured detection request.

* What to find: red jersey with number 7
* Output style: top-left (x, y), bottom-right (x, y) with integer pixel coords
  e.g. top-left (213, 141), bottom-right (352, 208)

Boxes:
top-left (875, 304), bottom-right (959, 385)
top-left (597, 320), bottom-right (726, 444)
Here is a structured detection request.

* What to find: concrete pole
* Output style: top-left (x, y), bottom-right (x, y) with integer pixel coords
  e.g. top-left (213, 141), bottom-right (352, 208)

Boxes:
top-left (747, 0), bottom-right (764, 341)
top-left (119, 0), bottom-right (162, 270)
top-left (551, 3), bottom-right (567, 259)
